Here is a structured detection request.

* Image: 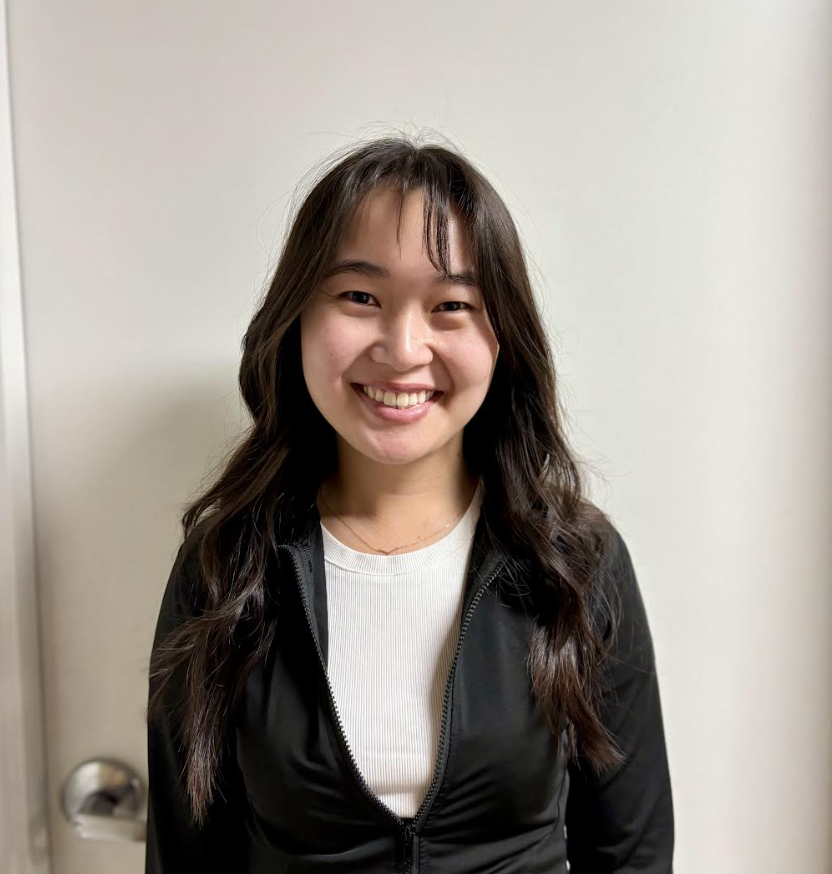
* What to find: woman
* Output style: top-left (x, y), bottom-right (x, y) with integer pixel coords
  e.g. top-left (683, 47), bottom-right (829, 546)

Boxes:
top-left (145, 135), bottom-right (674, 873)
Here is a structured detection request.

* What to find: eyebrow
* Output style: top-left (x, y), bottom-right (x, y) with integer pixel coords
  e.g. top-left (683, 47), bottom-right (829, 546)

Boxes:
top-left (321, 259), bottom-right (480, 288)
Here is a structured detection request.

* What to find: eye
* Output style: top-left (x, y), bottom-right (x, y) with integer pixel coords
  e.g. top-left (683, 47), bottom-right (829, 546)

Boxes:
top-left (341, 291), bottom-right (377, 306)
top-left (435, 301), bottom-right (473, 312)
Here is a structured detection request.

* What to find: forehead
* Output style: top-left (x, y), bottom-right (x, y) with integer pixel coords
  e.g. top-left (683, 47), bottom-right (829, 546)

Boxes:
top-left (335, 186), bottom-right (473, 273)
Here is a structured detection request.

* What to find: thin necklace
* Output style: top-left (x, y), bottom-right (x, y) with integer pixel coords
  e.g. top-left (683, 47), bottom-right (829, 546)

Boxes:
top-left (317, 484), bottom-right (472, 556)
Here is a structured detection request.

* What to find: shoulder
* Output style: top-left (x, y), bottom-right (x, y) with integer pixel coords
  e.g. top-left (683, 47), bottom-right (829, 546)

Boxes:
top-left (572, 505), bottom-right (649, 650)
top-left (598, 518), bottom-right (639, 602)
top-left (593, 519), bottom-right (656, 673)
top-left (155, 521), bottom-right (210, 637)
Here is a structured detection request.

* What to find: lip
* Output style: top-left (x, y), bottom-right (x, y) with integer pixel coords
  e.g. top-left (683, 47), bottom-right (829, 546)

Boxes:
top-left (351, 382), bottom-right (442, 422)
top-left (353, 380), bottom-right (440, 393)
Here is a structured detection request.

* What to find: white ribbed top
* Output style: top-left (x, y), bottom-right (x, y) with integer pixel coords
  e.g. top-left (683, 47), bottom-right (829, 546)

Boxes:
top-left (320, 478), bottom-right (484, 819)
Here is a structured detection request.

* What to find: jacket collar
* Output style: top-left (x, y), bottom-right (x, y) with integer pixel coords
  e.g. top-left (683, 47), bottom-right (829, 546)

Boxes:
top-left (279, 496), bottom-right (506, 669)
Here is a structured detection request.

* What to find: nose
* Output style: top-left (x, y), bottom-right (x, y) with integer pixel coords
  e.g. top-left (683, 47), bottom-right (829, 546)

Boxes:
top-left (369, 310), bottom-right (433, 369)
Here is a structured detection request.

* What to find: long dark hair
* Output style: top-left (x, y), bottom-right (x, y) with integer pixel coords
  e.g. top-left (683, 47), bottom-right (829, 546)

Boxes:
top-left (146, 132), bottom-right (626, 827)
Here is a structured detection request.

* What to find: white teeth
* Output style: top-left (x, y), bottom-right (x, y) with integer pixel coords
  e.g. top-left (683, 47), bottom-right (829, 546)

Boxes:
top-left (360, 385), bottom-right (436, 408)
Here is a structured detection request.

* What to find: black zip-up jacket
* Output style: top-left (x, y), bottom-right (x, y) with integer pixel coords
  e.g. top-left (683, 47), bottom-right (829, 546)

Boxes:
top-left (146, 501), bottom-right (674, 873)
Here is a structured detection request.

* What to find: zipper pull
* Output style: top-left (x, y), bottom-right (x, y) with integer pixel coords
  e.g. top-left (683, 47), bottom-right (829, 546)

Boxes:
top-left (401, 823), bottom-right (415, 873)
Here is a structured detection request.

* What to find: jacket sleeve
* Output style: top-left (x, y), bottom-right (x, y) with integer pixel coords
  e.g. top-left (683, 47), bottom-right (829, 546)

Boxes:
top-left (565, 527), bottom-right (674, 873)
top-left (145, 536), bottom-right (251, 873)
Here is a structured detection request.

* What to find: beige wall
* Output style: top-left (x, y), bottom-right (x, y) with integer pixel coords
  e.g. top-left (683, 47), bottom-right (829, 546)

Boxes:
top-left (2, 1), bottom-right (830, 872)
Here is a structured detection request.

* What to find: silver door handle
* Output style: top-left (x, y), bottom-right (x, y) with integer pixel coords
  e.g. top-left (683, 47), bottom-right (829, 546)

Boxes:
top-left (61, 758), bottom-right (146, 842)
top-left (71, 812), bottom-right (146, 842)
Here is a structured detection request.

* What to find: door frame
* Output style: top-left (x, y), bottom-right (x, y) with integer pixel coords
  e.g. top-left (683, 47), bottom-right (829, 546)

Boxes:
top-left (0, 0), bottom-right (52, 870)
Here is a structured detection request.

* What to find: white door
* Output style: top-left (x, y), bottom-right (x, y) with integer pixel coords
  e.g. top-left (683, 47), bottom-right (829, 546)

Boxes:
top-left (0, 4), bottom-right (256, 873)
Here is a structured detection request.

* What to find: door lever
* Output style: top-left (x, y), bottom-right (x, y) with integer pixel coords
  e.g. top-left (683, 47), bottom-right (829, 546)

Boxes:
top-left (61, 758), bottom-right (146, 842)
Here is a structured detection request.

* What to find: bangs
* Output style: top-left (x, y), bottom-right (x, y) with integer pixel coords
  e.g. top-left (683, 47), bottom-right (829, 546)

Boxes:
top-left (341, 146), bottom-right (477, 281)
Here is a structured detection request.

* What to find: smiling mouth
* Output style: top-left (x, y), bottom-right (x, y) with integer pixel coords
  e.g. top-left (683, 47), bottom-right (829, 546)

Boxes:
top-left (351, 383), bottom-right (443, 409)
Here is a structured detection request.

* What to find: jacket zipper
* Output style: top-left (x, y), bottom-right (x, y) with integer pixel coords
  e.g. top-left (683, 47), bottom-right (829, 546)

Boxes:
top-left (277, 542), bottom-right (505, 874)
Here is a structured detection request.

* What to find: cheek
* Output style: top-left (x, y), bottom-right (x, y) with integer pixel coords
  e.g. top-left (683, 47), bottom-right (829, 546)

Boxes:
top-left (446, 342), bottom-right (497, 387)
top-left (301, 314), bottom-right (354, 378)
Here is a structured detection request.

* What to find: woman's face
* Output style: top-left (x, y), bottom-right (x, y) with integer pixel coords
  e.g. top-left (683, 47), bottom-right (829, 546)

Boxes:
top-left (299, 186), bottom-right (500, 469)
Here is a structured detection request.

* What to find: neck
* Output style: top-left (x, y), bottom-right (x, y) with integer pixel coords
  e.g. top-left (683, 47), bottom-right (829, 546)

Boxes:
top-left (316, 454), bottom-right (480, 554)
